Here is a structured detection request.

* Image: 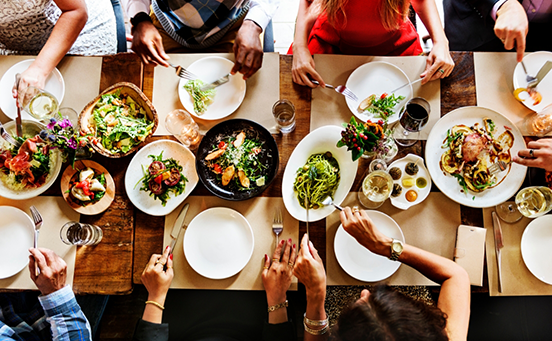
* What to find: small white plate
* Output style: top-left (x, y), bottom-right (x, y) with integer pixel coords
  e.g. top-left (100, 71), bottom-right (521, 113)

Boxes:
top-left (388, 154), bottom-right (432, 210)
top-left (334, 210), bottom-right (404, 282)
top-left (178, 56), bottom-right (246, 120)
top-left (345, 61), bottom-right (412, 124)
top-left (0, 206), bottom-right (34, 279)
top-left (282, 125), bottom-right (358, 222)
top-left (513, 51), bottom-right (552, 112)
top-left (521, 215), bottom-right (552, 285)
top-left (125, 140), bottom-right (199, 216)
top-left (184, 207), bottom-right (254, 279)
top-left (0, 59), bottom-right (65, 121)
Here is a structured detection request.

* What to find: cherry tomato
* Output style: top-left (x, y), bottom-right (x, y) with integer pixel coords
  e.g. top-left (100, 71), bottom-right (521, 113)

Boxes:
top-left (380, 93), bottom-right (387, 99)
top-left (76, 180), bottom-right (93, 196)
top-left (213, 164), bottom-right (222, 174)
top-left (218, 141), bottom-right (227, 150)
top-left (154, 171), bottom-right (170, 184)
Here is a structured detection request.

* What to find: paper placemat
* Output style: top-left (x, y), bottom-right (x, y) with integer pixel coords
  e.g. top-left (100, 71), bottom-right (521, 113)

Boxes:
top-left (164, 196), bottom-right (298, 290)
top-left (474, 52), bottom-right (534, 134)
top-left (0, 196), bottom-right (79, 290)
top-left (311, 55), bottom-right (440, 139)
top-left (152, 53), bottom-right (280, 135)
top-left (326, 192), bottom-right (460, 286)
top-left (483, 208), bottom-right (552, 296)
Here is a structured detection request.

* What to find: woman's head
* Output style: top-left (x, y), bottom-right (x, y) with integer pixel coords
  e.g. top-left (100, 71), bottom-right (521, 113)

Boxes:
top-left (334, 285), bottom-right (448, 341)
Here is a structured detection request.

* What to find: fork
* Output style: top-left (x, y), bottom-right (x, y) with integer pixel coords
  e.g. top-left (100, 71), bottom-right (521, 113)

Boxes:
top-left (169, 63), bottom-right (197, 80)
top-left (0, 121), bottom-right (21, 148)
top-left (489, 160), bottom-right (510, 176)
top-left (29, 206), bottom-right (43, 276)
top-left (272, 209), bottom-right (283, 247)
top-left (521, 60), bottom-right (538, 88)
top-left (311, 80), bottom-right (358, 102)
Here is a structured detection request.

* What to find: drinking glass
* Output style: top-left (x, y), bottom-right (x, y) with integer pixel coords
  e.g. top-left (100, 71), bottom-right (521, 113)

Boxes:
top-left (519, 104), bottom-right (552, 136)
top-left (19, 86), bottom-right (59, 121)
top-left (272, 99), bottom-right (296, 133)
top-left (357, 169), bottom-right (394, 209)
top-left (60, 221), bottom-right (103, 246)
top-left (515, 186), bottom-right (552, 218)
top-left (393, 97), bottom-right (430, 147)
top-left (165, 109), bottom-right (201, 149)
top-left (495, 201), bottom-right (523, 223)
top-left (59, 107), bottom-right (79, 127)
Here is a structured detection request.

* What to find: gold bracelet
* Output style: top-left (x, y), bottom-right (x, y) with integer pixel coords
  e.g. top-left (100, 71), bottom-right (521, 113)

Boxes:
top-left (267, 300), bottom-right (288, 312)
top-left (304, 313), bottom-right (328, 327)
top-left (145, 300), bottom-right (165, 310)
top-left (304, 319), bottom-right (329, 335)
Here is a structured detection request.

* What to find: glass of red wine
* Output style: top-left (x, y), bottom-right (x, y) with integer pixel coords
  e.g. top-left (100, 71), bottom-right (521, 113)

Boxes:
top-left (393, 97), bottom-right (430, 147)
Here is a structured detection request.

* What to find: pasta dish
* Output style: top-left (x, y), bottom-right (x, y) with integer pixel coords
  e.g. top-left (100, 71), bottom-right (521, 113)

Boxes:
top-left (294, 152), bottom-right (340, 208)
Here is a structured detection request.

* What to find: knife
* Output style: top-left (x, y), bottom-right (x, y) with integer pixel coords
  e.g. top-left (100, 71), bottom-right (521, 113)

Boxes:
top-left (528, 60), bottom-right (552, 89)
top-left (200, 73), bottom-right (231, 91)
top-left (304, 196), bottom-right (309, 241)
top-left (492, 211), bottom-right (504, 293)
top-left (14, 73), bottom-right (22, 138)
top-left (389, 78), bottom-right (422, 94)
top-left (168, 203), bottom-right (190, 255)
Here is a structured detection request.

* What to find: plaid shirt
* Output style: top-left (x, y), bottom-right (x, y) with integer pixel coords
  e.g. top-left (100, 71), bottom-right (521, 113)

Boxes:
top-left (0, 286), bottom-right (91, 341)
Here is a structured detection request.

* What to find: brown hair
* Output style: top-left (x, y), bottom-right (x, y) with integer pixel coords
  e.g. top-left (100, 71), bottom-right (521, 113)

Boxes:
top-left (333, 285), bottom-right (449, 341)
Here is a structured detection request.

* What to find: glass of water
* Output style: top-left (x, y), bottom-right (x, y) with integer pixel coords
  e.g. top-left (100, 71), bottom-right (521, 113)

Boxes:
top-left (165, 109), bottom-right (201, 149)
top-left (272, 99), bottom-right (296, 133)
top-left (60, 221), bottom-right (103, 246)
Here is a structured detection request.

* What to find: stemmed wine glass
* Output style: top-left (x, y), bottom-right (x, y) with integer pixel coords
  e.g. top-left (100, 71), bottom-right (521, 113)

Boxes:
top-left (393, 97), bottom-right (430, 147)
top-left (495, 186), bottom-right (552, 222)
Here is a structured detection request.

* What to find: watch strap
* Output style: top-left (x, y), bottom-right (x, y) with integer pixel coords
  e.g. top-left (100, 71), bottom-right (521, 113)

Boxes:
top-left (389, 239), bottom-right (402, 261)
top-left (130, 12), bottom-right (153, 28)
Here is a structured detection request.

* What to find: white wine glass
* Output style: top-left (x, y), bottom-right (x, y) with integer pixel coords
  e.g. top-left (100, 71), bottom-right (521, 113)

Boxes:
top-left (19, 86), bottom-right (59, 121)
top-left (515, 186), bottom-right (552, 218)
top-left (357, 169), bottom-right (393, 209)
top-left (495, 201), bottom-right (523, 223)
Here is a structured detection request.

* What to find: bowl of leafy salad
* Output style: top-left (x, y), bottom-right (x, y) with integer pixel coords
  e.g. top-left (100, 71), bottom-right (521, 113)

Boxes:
top-left (79, 82), bottom-right (157, 158)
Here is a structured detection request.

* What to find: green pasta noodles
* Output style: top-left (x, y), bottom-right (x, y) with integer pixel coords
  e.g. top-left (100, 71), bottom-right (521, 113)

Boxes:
top-left (294, 152), bottom-right (340, 209)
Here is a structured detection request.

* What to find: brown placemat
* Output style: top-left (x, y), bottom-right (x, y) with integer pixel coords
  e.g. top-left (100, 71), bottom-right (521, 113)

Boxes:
top-left (326, 192), bottom-right (460, 286)
top-left (152, 53), bottom-right (280, 135)
top-left (483, 208), bottom-right (552, 296)
top-left (0, 197), bottom-right (79, 290)
top-left (310, 55), bottom-right (440, 139)
top-left (164, 197), bottom-right (299, 290)
top-left (474, 52), bottom-right (534, 134)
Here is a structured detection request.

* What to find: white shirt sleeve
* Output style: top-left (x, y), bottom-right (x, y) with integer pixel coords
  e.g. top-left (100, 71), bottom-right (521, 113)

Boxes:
top-left (491, 0), bottom-right (509, 20)
top-left (123, 0), bottom-right (151, 19)
top-left (245, 0), bottom-right (280, 32)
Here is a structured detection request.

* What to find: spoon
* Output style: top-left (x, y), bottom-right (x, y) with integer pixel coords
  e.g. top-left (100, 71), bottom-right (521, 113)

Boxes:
top-left (321, 196), bottom-right (343, 211)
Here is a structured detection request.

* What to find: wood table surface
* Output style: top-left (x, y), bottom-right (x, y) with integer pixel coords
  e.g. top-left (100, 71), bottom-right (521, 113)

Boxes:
top-left (37, 52), bottom-right (483, 294)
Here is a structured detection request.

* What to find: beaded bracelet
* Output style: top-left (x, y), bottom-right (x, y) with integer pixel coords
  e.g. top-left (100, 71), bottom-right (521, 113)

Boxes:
top-left (268, 300), bottom-right (288, 312)
top-left (145, 300), bottom-right (165, 310)
top-left (304, 313), bottom-right (329, 327)
top-left (303, 319), bottom-right (329, 335)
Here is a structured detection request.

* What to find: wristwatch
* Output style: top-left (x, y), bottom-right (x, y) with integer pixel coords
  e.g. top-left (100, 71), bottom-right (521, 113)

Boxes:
top-left (130, 12), bottom-right (153, 28)
top-left (389, 239), bottom-right (403, 261)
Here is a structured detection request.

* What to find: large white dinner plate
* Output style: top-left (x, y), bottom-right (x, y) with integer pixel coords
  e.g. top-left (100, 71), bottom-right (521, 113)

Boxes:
top-left (184, 207), bottom-right (254, 279)
top-left (345, 61), bottom-right (412, 124)
top-left (425, 106), bottom-right (527, 208)
top-left (521, 215), bottom-right (552, 285)
top-left (125, 140), bottom-right (198, 216)
top-left (0, 206), bottom-right (34, 279)
top-left (178, 56), bottom-right (246, 120)
top-left (282, 125), bottom-right (358, 222)
top-left (513, 51), bottom-right (552, 112)
top-left (334, 210), bottom-right (404, 282)
top-left (0, 59), bottom-right (65, 120)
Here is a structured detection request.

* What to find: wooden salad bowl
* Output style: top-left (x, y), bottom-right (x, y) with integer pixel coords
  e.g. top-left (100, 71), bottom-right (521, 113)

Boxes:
top-left (79, 82), bottom-right (158, 158)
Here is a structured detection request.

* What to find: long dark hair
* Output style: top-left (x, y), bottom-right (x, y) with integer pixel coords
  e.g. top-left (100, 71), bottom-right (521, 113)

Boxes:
top-left (333, 285), bottom-right (448, 341)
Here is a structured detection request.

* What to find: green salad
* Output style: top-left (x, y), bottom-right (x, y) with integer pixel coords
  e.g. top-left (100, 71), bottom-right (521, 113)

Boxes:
top-left (358, 93), bottom-right (405, 120)
top-left (184, 79), bottom-right (216, 115)
top-left (92, 91), bottom-right (154, 154)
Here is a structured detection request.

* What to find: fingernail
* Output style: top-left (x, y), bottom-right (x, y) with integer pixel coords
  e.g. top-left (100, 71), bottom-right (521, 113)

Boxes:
top-left (288, 238), bottom-right (292, 243)
top-left (169, 254), bottom-right (173, 260)
top-left (265, 254), bottom-right (268, 260)
top-left (165, 245), bottom-right (169, 250)
top-left (293, 244), bottom-right (296, 248)
top-left (280, 239), bottom-right (285, 245)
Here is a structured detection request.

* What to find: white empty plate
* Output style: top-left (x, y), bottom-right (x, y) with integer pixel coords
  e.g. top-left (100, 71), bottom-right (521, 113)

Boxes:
top-left (513, 51), bottom-right (552, 113)
top-left (345, 61), bottom-right (412, 124)
top-left (0, 59), bottom-right (65, 121)
top-left (0, 206), bottom-right (34, 279)
top-left (521, 215), bottom-right (552, 285)
top-left (184, 207), bottom-right (254, 279)
top-left (334, 210), bottom-right (404, 282)
top-left (178, 56), bottom-right (246, 120)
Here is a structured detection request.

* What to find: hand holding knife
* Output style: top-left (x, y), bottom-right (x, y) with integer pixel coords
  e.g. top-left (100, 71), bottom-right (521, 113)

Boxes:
top-left (167, 203), bottom-right (190, 256)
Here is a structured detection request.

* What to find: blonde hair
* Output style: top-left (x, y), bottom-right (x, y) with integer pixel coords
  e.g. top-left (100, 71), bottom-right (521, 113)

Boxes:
top-left (318, 0), bottom-right (409, 31)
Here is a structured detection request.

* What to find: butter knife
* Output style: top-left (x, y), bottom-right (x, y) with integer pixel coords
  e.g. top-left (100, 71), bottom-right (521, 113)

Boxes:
top-left (389, 78), bottom-right (422, 94)
top-left (200, 73), bottom-right (231, 91)
top-left (492, 211), bottom-right (504, 293)
top-left (14, 73), bottom-right (22, 138)
top-left (168, 203), bottom-right (190, 255)
top-left (528, 60), bottom-right (552, 90)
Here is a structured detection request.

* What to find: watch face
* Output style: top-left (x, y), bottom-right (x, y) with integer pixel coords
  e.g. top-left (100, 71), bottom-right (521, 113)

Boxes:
top-left (392, 242), bottom-right (403, 252)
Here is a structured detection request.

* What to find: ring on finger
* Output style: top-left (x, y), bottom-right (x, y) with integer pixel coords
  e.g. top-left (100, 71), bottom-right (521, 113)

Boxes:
top-left (263, 266), bottom-right (269, 269)
top-left (272, 258), bottom-right (279, 263)
top-left (288, 262), bottom-right (294, 267)
top-left (352, 206), bottom-right (360, 213)
top-left (529, 149), bottom-right (535, 157)
top-left (439, 69), bottom-right (445, 74)
top-left (155, 260), bottom-right (165, 266)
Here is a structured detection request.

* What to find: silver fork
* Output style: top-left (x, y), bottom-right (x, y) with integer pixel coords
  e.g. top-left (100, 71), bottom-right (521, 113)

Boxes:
top-left (312, 80), bottom-right (358, 102)
top-left (0, 121), bottom-right (21, 148)
top-left (489, 160), bottom-right (510, 176)
top-left (272, 209), bottom-right (283, 247)
top-left (521, 60), bottom-right (538, 88)
top-left (169, 63), bottom-right (197, 80)
top-left (29, 206), bottom-right (43, 276)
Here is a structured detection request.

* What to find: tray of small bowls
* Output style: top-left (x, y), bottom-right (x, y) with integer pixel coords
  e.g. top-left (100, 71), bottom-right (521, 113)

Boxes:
top-left (387, 154), bottom-right (431, 210)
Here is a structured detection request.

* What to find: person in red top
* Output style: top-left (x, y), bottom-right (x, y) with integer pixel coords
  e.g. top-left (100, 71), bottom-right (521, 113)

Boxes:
top-left (291, 0), bottom-right (454, 88)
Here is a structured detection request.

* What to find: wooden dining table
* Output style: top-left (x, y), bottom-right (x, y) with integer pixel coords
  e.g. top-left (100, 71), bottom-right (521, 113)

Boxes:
top-left (32, 51), bottom-right (483, 295)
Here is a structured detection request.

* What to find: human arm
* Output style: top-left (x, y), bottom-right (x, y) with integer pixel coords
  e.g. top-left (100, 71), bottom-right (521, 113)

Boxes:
top-left (13, 0), bottom-right (87, 97)
top-left (293, 234), bottom-right (328, 341)
top-left (513, 139), bottom-right (552, 171)
top-left (291, 0), bottom-right (325, 87)
top-left (411, 0), bottom-right (454, 84)
top-left (29, 248), bottom-right (92, 341)
top-left (340, 208), bottom-right (470, 341)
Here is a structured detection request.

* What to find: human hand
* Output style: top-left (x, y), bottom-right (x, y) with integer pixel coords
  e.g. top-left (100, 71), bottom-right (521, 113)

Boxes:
top-left (262, 238), bottom-right (297, 306)
top-left (293, 234), bottom-right (326, 301)
top-left (29, 248), bottom-right (67, 296)
top-left (131, 20), bottom-right (170, 67)
top-left (12, 65), bottom-right (48, 99)
top-left (513, 139), bottom-right (552, 171)
top-left (495, 0), bottom-right (528, 62)
top-left (420, 40), bottom-right (454, 84)
top-left (231, 20), bottom-right (263, 80)
top-left (141, 246), bottom-right (174, 304)
top-left (340, 207), bottom-right (392, 257)
top-left (291, 44), bottom-right (324, 88)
